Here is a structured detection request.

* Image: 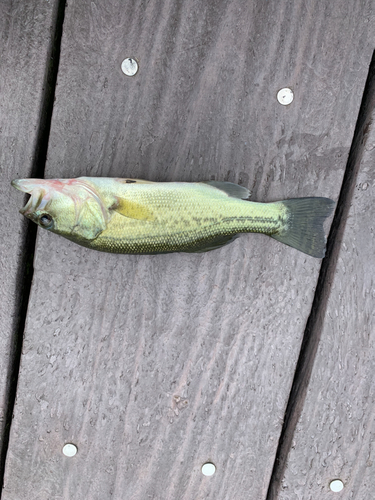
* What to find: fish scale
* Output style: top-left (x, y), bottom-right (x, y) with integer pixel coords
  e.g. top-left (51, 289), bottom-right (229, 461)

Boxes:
top-left (89, 184), bottom-right (283, 254)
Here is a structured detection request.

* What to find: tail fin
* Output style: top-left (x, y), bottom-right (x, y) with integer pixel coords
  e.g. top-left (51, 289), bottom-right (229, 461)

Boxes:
top-left (271, 197), bottom-right (335, 258)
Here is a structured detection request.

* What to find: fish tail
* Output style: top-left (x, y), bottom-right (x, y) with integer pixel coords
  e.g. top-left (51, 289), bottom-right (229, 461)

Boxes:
top-left (270, 197), bottom-right (335, 258)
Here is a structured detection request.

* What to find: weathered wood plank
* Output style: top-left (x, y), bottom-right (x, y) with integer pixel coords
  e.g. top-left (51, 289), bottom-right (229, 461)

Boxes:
top-left (279, 63), bottom-right (375, 499)
top-left (0, 0), bottom-right (60, 473)
top-left (3, 0), bottom-right (374, 498)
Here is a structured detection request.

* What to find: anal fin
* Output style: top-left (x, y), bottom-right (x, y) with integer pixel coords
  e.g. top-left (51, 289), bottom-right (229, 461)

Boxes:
top-left (185, 234), bottom-right (239, 253)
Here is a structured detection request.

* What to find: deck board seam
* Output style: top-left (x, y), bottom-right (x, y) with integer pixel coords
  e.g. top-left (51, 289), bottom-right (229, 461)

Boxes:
top-left (266, 49), bottom-right (375, 500)
top-left (0, 0), bottom-right (67, 495)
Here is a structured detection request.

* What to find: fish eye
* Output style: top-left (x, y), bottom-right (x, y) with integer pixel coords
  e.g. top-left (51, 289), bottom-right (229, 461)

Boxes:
top-left (39, 214), bottom-right (53, 228)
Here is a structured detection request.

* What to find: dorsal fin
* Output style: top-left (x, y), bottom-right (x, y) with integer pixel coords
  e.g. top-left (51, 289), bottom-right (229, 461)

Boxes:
top-left (201, 181), bottom-right (250, 199)
top-left (116, 178), bottom-right (156, 184)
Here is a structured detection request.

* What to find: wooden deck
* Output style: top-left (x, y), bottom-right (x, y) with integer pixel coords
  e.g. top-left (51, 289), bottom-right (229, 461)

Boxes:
top-left (1, 0), bottom-right (374, 498)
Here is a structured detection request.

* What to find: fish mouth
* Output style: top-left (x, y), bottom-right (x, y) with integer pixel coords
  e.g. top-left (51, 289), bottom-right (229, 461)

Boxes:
top-left (11, 178), bottom-right (51, 194)
top-left (11, 179), bottom-right (50, 216)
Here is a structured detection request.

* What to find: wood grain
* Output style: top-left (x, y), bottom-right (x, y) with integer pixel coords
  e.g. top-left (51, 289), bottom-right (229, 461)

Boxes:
top-left (0, 0), bottom-right (59, 463)
top-left (279, 70), bottom-right (375, 499)
top-left (3, 0), bottom-right (374, 498)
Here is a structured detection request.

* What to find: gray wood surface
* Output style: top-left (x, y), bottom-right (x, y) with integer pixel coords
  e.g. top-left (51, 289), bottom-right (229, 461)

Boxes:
top-left (3, 0), bottom-right (374, 498)
top-left (279, 77), bottom-right (375, 498)
top-left (0, 0), bottom-right (59, 465)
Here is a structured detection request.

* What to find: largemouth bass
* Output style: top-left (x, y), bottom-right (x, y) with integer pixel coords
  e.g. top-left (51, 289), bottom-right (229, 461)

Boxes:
top-left (11, 177), bottom-right (335, 258)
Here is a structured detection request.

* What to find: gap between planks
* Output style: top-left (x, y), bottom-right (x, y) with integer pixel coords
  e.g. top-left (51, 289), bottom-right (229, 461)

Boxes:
top-left (266, 49), bottom-right (375, 500)
top-left (0, 0), bottom-right (67, 494)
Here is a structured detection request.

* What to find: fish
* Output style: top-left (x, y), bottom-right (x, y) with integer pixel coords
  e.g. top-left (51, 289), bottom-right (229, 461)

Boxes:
top-left (11, 177), bottom-right (335, 258)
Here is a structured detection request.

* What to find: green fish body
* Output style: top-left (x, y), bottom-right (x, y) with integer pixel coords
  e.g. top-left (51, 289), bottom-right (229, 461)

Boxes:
top-left (11, 177), bottom-right (335, 258)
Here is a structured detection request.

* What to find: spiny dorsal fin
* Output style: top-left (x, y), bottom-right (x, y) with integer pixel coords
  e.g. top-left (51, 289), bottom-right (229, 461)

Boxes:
top-left (201, 181), bottom-right (250, 199)
top-left (112, 197), bottom-right (155, 221)
top-left (116, 178), bottom-right (156, 184)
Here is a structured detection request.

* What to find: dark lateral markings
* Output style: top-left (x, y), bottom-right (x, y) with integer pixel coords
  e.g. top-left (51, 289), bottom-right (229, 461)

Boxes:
top-left (222, 215), bottom-right (282, 227)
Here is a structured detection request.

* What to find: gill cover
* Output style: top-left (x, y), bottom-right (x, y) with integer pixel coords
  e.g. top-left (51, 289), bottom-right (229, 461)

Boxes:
top-left (71, 190), bottom-right (108, 239)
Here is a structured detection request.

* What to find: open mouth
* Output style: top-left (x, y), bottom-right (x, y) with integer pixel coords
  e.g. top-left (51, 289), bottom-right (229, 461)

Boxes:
top-left (11, 178), bottom-right (40, 194)
top-left (11, 179), bottom-right (48, 216)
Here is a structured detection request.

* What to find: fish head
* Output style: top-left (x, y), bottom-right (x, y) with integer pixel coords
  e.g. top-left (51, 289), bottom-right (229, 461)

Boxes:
top-left (11, 178), bottom-right (108, 242)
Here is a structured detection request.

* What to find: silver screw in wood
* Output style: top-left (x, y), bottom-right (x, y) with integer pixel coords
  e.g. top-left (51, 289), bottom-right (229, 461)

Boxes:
top-left (201, 462), bottom-right (216, 476)
top-left (121, 58), bottom-right (139, 76)
top-left (277, 87), bottom-right (294, 105)
top-left (62, 443), bottom-right (78, 457)
top-left (329, 479), bottom-right (344, 492)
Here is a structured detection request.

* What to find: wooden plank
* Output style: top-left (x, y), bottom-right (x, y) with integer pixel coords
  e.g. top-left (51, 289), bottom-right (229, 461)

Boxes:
top-left (0, 0), bottom-right (60, 471)
top-left (278, 64), bottom-right (375, 498)
top-left (3, 0), bottom-right (374, 498)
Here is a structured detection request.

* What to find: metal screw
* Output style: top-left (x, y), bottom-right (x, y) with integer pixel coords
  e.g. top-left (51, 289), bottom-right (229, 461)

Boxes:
top-left (62, 443), bottom-right (78, 457)
top-left (201, 462), bottom-right (216, 476)
top-left (121, 58), bottom-right (139, 76)
top-left (277, 88), bottom-right (294, 105)
top-left (329, 479), bottom-right (344, 492)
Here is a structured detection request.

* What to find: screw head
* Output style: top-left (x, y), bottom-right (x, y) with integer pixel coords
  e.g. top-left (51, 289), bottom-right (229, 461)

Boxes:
top-left (277, 87), bottom-right (294, 105)
top-left (201, 462), bottom-right (216, 476)
top-left (62, 443), bottom-right (78, 457)
top-left (329, 479), bottom-right (344, 492)
top-left (121, 58), bottom-right (139, 76)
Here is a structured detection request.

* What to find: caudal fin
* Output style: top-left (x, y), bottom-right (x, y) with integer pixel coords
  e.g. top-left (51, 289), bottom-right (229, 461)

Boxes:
top-left (271, 197), bottom-right (335, 258)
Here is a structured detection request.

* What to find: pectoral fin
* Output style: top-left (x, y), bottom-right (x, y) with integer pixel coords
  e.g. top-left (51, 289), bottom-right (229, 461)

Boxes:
top-left (112, 197), bottom-right (155, 221)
